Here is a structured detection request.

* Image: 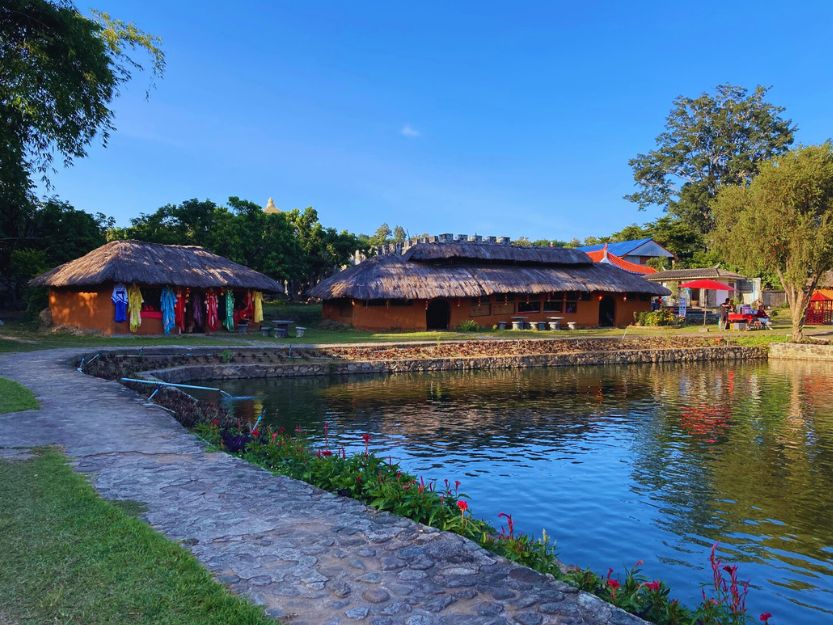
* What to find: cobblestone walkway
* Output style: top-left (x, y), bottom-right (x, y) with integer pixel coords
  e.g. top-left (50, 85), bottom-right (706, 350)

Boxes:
top-left (0, 349), bottom-right (644, 625)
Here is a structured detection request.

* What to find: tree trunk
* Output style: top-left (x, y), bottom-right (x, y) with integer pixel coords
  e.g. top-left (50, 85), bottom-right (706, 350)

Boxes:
top-left (783, 275), bottom-right (818, 343)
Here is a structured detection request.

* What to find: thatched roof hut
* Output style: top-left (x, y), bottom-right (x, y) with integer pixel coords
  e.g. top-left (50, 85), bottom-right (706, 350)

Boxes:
top-left (31, 240), bottom-right (282, 292)
top-left (310, 243), bottom-right (669, 300)
top-left (32, 240), bottom-right (282, 335)
top-left (311, 242), bottom-right (669, 331)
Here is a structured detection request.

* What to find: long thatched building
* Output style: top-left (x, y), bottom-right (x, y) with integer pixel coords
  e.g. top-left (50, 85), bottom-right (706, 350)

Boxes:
top-left (310, 242), bottom-right (669, 330)
top-left (31, 240), bottom-right (282, 335)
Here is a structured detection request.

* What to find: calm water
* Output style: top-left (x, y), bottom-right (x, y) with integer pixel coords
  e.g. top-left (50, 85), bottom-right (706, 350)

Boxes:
top-left (197, 361), bottom-right (833, 624)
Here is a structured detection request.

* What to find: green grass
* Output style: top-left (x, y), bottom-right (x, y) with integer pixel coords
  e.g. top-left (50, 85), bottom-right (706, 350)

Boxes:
top-left (0, 448), bottom-right (275, 625)
top-left (0, 377), bottom-right (38, 413)
top-left (0, 301), bottom-right (808, 353)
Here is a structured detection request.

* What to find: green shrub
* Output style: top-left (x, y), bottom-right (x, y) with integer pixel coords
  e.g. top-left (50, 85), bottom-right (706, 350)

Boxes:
top-left (456, 320), bottom-right (481, 332)
top-left (634, 309), bottom-right (680, 327)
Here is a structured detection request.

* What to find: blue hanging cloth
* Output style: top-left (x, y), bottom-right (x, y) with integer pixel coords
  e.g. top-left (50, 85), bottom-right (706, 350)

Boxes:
top-left (111, 283), bottom-right (128, 323)
top-left (161, 287), bottom-right (177, 335)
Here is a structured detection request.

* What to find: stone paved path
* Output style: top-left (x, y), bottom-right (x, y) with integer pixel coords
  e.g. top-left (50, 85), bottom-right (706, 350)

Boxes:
top-left (0, 349), bottom-right (644, 625)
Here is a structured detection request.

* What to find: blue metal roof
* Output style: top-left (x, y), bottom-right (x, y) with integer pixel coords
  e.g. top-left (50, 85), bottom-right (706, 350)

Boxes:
top-left (576, 238), bottom-right (672, 258)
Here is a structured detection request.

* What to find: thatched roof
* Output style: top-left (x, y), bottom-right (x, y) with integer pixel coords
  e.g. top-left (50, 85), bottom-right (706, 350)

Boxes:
top-left (31, 240), bottom-right (283, 292)
top-left (309, 243), bottom-right (669, 300)
top-left (645, 267), bottom-right (746, 282)
top-left (405, 242), bottom-right (589, 265)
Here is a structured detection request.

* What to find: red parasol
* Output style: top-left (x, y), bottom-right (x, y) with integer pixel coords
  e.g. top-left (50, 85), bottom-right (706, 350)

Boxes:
top-left (678, 280), bottom-right (735, 327)
top-left (679, 280), bottom-right (734, 291)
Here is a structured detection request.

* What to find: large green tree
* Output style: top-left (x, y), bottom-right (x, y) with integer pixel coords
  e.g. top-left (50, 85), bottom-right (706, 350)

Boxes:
top-left (123, 198), bottom-right (361, 298)
top-left (1, 0), bottom-right (163, 307)
top-left (0, 1), bottom-right (163, 202)
top-left (712, 144), bottom-right (833, 342)
top-left (627, 84), bottom-right (795, 235)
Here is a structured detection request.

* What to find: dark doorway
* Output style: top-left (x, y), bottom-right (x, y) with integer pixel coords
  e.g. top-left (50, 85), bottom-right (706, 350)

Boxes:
top-left (599, 295), bottom-right (616, 327)
top-left (426, 299), bottom-right (451, 330)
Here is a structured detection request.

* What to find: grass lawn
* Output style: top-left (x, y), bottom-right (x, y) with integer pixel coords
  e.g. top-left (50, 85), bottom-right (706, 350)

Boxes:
top-left (0, 301), bottom-right (809, 354)
top-left (0, 377), bottom-right (38, 413)
top-left (0, 448), bottom-right (275, 625)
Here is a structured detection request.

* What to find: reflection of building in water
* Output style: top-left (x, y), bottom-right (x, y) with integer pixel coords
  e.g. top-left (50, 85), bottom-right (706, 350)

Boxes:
top-left (314, 367), bottom-right (661, 449)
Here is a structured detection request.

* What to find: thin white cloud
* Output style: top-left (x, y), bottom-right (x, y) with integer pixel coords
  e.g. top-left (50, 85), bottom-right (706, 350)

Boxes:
top-left (400, 124), bottom-right (420, 138)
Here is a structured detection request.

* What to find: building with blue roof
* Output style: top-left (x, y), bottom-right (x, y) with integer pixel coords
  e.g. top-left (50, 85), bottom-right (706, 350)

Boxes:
top-left (576, 238), bottom-right (673, 266)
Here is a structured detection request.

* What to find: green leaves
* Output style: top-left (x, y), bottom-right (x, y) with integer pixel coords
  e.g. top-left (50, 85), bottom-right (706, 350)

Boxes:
top-left (627, 84), bottom-right (795, 236)
top-left (712, 143), bottom-right (833, 340)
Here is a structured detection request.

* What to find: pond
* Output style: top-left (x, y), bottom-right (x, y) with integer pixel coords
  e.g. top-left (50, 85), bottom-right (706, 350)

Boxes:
top-left (195, 361), bottom-right (833, 624)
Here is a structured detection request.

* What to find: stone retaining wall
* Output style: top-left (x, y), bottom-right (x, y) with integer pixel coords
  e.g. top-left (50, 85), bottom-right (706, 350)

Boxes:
top-left (769, 341), bottom-right (833, 361)
top-left (144, 346), bottom-right (766, 383)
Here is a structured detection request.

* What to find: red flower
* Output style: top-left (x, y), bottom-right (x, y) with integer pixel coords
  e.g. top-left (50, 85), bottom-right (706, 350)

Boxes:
top-left (362, 433), bottom-right (371, 443)
top-left (320, 450), bottom-right (333, 457)
top-left (760, 612), bottom-right (772, 624)
top-left (456, 500), bottom-right (468, 513)
top-left (210, 418), bottom-right (220, 426)
top-left (498, 512), bottom-right (514, 539)
top-left (607, 578), bottom-right (620, 590)
top-left (251, 429), bottom-right (260, 438)
top-left (644, 581), bottom-right (661, 592)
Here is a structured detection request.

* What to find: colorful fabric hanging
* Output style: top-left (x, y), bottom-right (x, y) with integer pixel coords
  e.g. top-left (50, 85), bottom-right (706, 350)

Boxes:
top-left (243, 290), bottom-right (253, 321)
top-left (205, 289), bottom-right (219, 332)
top-left (112, 283), bottom-right (128, 323)
top-left (174, 288), bottom-right (186, 332)
top-left (223, 288), bottom-right (235, 331)
top-left (252, 290), bottom-right (263, 323)
top-left (127, 284), bottom-right (143, 333)
top-left (161, 287), bottom-right (177, 335)
top-left (192, 290), bottom-right (203, 327)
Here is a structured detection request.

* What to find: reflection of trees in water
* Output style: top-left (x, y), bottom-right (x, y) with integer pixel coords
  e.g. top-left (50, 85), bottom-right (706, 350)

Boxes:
top-left (217, 362), bottom-right (833, 571)
top-left (632, 362), bottom-right (833, 569)
top-left (306, 367), bottom-right (661, 452)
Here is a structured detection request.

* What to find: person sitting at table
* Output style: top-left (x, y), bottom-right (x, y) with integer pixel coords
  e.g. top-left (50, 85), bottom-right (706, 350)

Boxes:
top-left (755, 304), bottom-right (771, 328)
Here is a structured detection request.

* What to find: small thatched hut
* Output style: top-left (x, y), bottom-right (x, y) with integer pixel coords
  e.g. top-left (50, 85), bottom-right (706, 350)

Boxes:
top-left (309, 242), bottom-right (669, 330)
top-left (31, 240), bottom-right (282, 335)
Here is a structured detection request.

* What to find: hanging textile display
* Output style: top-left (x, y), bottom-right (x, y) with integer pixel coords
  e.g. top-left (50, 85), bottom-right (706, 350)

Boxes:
top-left (127, 284), bottom-right (143, 333)
top-left (243, 290), bottom-right (253, 321)
top-left (161, 287), bottom-right (177, 335)
top-left (174, 288), bottom-right (186, 332)
top-left (192, 290), bottom-right (203, 328)
top-left (223, 288), bottom-right (235, 331)
top-left (252, 290), bottom-right (264, 324)
top-left (205, 289), bottom-right (219, 332)
top-left (111, 283), bottom-right (128, 323)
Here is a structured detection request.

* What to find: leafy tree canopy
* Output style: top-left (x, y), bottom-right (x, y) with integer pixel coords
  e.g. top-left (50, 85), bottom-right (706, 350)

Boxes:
top-left (0, 0), bottom-right (164, 210)
top-left (626, 84), bottom-right (795, 235)
top-left (711, 144), bottom-right (833, 341)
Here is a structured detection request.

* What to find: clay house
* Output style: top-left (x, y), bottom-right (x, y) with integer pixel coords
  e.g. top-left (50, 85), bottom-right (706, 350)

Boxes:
top-left (310, 241), bottom-right (669, 330)
top-left (30, 240), bottom-right (282, 335)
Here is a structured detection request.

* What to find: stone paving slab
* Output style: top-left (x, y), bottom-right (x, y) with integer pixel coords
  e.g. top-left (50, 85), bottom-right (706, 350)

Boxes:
top-left (0, 348), bottom-right (646, 625)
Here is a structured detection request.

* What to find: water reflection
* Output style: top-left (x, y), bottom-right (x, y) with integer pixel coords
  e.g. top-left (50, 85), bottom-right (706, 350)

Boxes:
top-left (197, 361), bottom-right (833, 624)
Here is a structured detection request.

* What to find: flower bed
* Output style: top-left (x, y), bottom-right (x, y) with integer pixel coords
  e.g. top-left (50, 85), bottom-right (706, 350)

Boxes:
top-left (193, 417), bottom-right (775, 625)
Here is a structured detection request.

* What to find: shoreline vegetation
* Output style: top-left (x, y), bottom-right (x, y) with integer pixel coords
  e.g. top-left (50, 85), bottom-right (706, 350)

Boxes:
top-left (0, 448), bottom-right (274, 625)
top-left (192, 420), bottom-right (774, 625)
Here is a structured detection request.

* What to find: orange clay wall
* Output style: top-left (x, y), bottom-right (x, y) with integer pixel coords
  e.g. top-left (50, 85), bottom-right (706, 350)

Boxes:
top-left (49, 287), bottom-right (262, 336)
top-left (323, 295), bottom-right (652, 331)
top-left (50, 287), bottom-right (162, 335)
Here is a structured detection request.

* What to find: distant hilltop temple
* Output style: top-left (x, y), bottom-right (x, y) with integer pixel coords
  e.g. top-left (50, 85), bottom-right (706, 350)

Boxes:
top-left (263, 197), bottom-right (280, 214)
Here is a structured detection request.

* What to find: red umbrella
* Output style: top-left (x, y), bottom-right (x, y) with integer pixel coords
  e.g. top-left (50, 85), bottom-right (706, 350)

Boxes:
top-left (678, 279), bottom-right (734, 291)
top-left (678, 280), bottom-right (735, 326)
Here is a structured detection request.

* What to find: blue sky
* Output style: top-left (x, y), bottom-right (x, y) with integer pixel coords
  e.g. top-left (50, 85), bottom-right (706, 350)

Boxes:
top-left (50, 1), bottom-right (833, 239)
